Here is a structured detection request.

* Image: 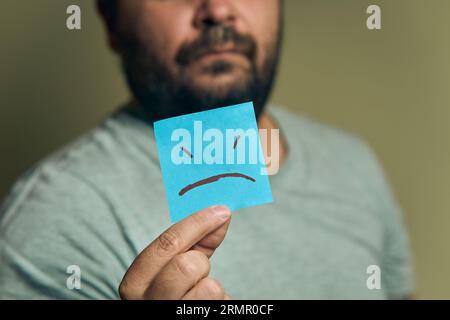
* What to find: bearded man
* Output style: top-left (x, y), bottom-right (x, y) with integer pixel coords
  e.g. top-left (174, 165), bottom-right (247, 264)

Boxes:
top-left (0, 0), bottom-right (413, 299)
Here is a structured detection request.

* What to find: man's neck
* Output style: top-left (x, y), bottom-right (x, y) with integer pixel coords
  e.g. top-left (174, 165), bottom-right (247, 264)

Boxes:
top-left (258, 111), bottom-right (288, 171)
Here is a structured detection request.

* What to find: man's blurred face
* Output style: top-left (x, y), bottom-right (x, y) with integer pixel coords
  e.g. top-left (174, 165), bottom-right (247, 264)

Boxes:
top-left (113, 0), bottom-right (282, 121)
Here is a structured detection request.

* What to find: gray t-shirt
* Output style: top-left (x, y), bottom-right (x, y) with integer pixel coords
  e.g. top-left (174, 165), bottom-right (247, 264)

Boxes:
top-left (0, 106), bottom-right (414, 299)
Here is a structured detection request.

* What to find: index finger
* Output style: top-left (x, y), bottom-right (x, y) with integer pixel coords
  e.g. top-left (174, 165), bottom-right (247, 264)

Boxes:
top-left (121, 205), bottom-right (231, 294)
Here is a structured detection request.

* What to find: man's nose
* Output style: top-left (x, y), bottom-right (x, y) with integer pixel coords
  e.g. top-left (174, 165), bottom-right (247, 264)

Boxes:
top-left (194, 0), bottom-right (237, 28)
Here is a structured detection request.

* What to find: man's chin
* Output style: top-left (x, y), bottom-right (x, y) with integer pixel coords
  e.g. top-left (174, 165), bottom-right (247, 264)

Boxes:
top-left (187, 72), bottom-right (251, 97)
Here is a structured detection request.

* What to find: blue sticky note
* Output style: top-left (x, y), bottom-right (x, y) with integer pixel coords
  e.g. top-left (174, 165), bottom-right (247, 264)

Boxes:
top-left (154, 102), bottom-right (273, 223)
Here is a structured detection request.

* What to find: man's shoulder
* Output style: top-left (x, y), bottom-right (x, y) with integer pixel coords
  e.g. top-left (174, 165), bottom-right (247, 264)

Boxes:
top-left (0, 108), bottom-right (162, 235)
top-left (14, 109), bottom-right (158, 192)
top-left (0, 110), bottom-right (164, 299)
top-left (270, 105), bottom-right (374, 161)
top-left (47, 110), bottom-right (158, 177)
top-left (270, 105), bottom-right (395, 209)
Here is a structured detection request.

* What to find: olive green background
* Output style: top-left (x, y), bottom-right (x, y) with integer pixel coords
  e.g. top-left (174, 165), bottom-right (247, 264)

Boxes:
top-left (1, 0), bottom-right (449, 299)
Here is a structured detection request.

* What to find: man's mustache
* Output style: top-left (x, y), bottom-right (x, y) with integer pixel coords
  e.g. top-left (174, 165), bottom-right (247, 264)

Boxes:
top-left (175, 25), bottom-right (257, 66)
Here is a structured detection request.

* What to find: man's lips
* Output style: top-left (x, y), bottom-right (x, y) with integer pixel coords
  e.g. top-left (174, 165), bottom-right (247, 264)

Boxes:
top-left (194, 48), bottom-right (247, 62)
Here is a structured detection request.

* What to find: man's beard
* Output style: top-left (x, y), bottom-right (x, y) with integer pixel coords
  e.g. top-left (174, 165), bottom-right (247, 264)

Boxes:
top-left (119, 24), bottom-right (281, 122)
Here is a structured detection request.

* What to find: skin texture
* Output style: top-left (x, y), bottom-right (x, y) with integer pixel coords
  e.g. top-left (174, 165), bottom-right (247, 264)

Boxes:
top-left (98, 0), bottom-right (286, 300)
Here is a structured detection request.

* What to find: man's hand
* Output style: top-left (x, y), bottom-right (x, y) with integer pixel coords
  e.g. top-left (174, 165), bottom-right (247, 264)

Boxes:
top-left (118, 205), bottom-right (232, 300)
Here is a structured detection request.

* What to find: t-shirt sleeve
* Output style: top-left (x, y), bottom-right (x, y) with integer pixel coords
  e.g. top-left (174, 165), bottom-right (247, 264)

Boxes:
top-left (381, 206), bottom-right (415, 298)
top-left (379, 189), bottom-right (415, 298)
top-left (359, 142), bottom-right (415, 298)
top-left (0, 166), bottom-right (131, 299)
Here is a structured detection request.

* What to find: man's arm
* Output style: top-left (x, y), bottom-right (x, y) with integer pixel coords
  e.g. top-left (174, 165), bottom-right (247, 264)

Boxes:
top-left (0, 168), bottom-right (128, 299)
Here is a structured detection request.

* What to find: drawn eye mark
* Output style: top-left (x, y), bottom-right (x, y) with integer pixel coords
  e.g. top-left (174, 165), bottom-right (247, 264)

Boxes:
top-left (181, 146), bottom-right (193, 159)
top-left (182, 135), bottom-right (240, 157)
top-left (233, 135), bottom-right (240, 150)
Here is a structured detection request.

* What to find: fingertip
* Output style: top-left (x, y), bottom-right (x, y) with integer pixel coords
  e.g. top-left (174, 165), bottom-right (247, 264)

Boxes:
top-left (210, 205), bottom-right (231, 220)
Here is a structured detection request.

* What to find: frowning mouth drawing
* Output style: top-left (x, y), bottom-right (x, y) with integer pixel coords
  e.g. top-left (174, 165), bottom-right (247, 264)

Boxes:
top-left (179, 173), bottom-right (256, 196)
top-left (178, 135), bottom-right (256, 196)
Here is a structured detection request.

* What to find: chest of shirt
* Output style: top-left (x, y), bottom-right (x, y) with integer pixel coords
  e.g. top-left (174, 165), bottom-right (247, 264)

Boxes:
top-left (209, 187), bottom-right (386, 299)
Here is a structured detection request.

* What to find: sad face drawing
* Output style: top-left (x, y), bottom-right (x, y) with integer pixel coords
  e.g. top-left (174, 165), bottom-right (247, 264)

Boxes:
top-left (154, 102), bottom-right (273, 223)
top-left (177, 135), bottom-right (256, 196)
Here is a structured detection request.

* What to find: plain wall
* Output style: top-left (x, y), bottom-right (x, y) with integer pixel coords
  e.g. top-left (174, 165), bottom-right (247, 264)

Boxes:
top-left (1, 0), bottom-right (449, 298)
